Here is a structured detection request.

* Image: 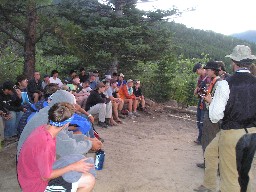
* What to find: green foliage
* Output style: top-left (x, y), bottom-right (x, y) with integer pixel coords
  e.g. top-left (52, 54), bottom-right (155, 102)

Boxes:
top-left (131, 54), bottom-right (210, 106)
top-left (0, 47), bottom-right (23, 83)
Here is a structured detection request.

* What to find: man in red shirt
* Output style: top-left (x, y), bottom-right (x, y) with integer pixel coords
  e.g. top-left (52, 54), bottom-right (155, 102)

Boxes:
top-left (17, 102), bottom-right (95, 192)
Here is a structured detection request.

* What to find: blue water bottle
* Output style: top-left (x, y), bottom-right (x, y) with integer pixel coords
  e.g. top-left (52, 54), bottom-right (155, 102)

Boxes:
top-left (95, 149), bottom-right (105, 170)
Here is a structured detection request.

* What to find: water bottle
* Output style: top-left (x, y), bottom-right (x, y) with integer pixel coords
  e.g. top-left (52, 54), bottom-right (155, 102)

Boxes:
top-left (94, 149), bottom-right (105, 170)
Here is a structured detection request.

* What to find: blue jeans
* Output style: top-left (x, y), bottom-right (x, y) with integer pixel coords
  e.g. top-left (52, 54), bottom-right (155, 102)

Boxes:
top-left (4, 111), bottom-right (23, 138)
top-left (196, 100), bottom-right (205, 143)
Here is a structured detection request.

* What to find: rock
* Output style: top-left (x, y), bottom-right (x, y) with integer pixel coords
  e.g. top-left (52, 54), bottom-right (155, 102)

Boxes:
top-left (167, 99), bottom-right (178, 108)
top-left (145, 98), bottom-right (156, 107)
top-left (187, 106), bottom-right (197, 112)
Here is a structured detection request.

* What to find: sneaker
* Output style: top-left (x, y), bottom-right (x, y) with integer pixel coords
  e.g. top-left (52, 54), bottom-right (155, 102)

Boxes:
top-left (194, 185), bottom-right (213, 192)
top-left (98, 121), bottom-right (108, 128)
top-left (118, 113), bottom-right (126, 119)
top-left (133, 111), bottom-right (140, 117)
top-left (128, 113), bottom-right (135, 119)
top-left (196, 163), bottom-right (205, 169)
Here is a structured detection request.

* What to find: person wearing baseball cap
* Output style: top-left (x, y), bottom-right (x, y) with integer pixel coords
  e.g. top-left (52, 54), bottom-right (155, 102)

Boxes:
top-left (0, 81), bottom-right (26, 140)
top-left (195, 45), bottom-right (256, 192)
top-left (117, 73), bottom-right (126, 87)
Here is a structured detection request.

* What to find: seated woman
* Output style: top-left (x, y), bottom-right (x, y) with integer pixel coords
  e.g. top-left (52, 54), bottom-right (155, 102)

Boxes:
top-left (67, 75), bottom-right (89, 107)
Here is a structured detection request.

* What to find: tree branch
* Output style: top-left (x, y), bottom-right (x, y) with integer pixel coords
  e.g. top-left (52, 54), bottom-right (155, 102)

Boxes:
top-left (35, 27), bottom-right (53, 43)
top-left (0, 27), bottom-right (25, 46)
top-left (0, 5), bottom-right (25, 33)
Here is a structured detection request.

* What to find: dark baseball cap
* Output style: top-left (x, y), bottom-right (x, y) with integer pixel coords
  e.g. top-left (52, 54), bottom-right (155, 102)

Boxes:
top-left (2, 81), bottom-right (15, 91)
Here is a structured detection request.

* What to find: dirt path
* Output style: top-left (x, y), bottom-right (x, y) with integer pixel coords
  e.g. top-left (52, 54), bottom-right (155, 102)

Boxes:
top-left (1, 109), bottom-right (254, 192)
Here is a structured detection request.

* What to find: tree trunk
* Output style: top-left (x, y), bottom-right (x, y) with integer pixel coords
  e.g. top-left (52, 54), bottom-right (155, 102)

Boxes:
top-left (109, 56), bottom-right (118, 75)
top-left (114, 0), bottom-right (125, 17)
top-left (110, 0), bottom-right (126, 73)
top-left (24, 1), bottom-right (36, 78)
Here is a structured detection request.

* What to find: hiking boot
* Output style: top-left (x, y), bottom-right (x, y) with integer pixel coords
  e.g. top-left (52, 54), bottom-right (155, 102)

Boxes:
top-left (133, 111), bottom-right (140, 117)
top-left (194, 185), bottom-right (213, 192)
top-left (196, 163), bottom-right (205, 169)
top-left (98, 121), bottom-right (108, 128)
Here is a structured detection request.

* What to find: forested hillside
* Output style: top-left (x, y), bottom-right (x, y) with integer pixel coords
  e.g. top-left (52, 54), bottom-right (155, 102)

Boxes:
top-left (168, 22), bottom-right (256, 63)
top-left (1, 0), bottom-right (256, 105)
top-left (231, 30), bottom-right (256, 43)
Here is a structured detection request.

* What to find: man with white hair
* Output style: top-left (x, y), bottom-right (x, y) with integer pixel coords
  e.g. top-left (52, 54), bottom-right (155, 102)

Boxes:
top-left (195, 45), bottom-right (256, 192)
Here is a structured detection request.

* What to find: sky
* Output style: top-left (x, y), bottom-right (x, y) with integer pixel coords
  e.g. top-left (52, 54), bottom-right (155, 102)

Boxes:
top-left (136, 0), bottom-right (256, 35)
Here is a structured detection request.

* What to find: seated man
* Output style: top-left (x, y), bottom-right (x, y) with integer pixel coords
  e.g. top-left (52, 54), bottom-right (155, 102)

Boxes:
top-left (88, 73), bottom-right (97, 90)
top-left (133, 80), bottom-right (146, 112)
top-left (65, 69), bottom-right (77, 84)
top-left (106, 79), bottom-right (125, 123)
top-left (0, 81), bottom-right (26, 140)
top-left (85, 82), bottom-right (112, 128)
top-left (17, 89), bottom-right (103, 191)
top-left (27, 71), bottom-right (43, 103)
top-left (41, 74), bottom-right (50, 89)
top-left (49, 69), bottom-right (63, 88)
top-left (17, 102), bottom-right (95, 192)
top-left (79, 68), bottom-right (89, 83)
top-left (119, 79), bottom-right (139, 118)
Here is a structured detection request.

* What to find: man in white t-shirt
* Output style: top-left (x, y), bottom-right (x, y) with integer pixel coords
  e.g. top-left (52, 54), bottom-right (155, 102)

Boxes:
top-left (49, 70), bottom-right (63, 88)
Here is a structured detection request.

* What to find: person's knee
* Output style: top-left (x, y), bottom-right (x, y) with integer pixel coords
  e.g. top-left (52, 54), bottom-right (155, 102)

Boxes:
top-left (78, 173), bottom-right (95, 189)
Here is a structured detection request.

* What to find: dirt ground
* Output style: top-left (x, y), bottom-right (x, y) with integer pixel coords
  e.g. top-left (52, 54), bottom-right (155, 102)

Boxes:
top-left (0, 106), bottom-right (256, 192)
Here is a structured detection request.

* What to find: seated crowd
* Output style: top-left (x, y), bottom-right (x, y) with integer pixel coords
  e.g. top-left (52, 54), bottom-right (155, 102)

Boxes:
top-left (0, 68), bottom-right (147, 192)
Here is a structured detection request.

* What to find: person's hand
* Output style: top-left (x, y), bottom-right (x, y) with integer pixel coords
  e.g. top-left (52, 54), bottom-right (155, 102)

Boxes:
top-left (22, 108), bottom-right (27, 112)
top-left (70, 158), bottom-right (94, 173)
top-left (74, 103), bottom-right (82, 112)
top-left (194, 88), bottom-right (198, 96)
top-left (2, 113), bottom-right (12, 120)
top-left (203, 94), bottom-right (212, 103)
top-left (88, 115), bottom-right (94, 123)
top-left (15, 89), bottom-right (22, 98)
top-left (91, 138), bottom-right (103, 151)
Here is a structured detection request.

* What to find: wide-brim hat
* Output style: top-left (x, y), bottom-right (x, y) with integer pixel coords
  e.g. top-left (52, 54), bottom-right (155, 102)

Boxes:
top-left (127, 79), bottom-right (133, 83)
top-left (203, 61), bottom-right (220, 71)
top-left (225, 45), bottom-right (256, 61)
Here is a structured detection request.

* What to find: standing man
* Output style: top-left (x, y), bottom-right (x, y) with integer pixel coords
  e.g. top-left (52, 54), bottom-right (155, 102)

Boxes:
top-left (195, 45), bottom-right (256, 192)
top-left (193, 63), bottom-right (211, 145)
top-left (216, 61), bottom-right (230, 80)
